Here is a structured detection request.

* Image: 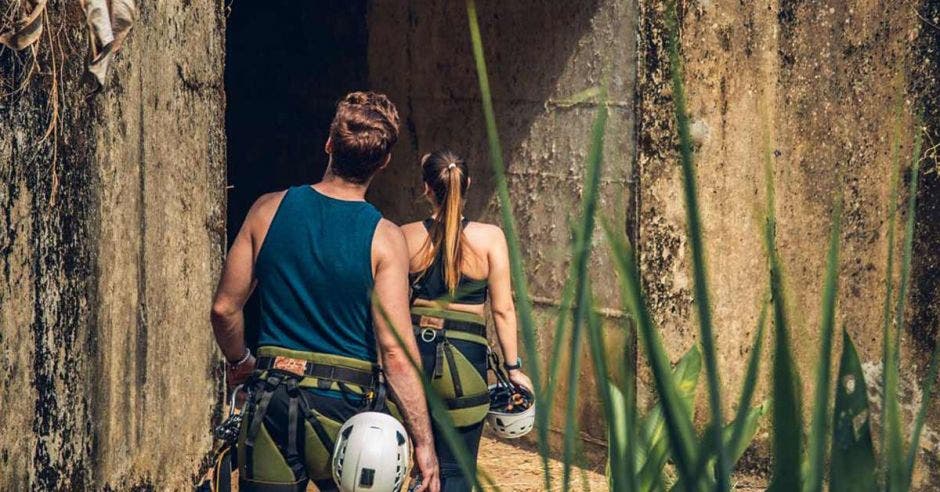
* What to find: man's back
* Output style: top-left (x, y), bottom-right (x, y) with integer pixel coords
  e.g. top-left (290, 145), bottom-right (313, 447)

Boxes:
top-left (254, 185), bottom-right (381, 361)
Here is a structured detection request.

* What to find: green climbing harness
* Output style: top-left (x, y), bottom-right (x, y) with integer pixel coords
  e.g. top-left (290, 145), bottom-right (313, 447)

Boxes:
top-left (411, 306), bottom-right (491, 428)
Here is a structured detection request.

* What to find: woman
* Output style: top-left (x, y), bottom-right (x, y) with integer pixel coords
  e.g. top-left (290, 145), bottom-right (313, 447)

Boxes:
top-left (402, 150), bottom-right (533, 491)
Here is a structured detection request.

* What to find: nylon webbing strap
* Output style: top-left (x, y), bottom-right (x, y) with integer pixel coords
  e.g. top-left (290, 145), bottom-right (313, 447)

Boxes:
top-left (443, 341), bottom-right (464, 398)
top-left (285, 379), bottom-right (300, 467)
top-left (410, 314), bottom-right (486, 337)
top-left (255, 357), bottom-right (377, 389)
top-left (433, 342), bottom-right (445, 379)
top-left (446, 392), bottom-right (490, 410)
top-left (244, 375), bottom-right (280, 480)
top-left (297, 392), bottom-right (335, 454)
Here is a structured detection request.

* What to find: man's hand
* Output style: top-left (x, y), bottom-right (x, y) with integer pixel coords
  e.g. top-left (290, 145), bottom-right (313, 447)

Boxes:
top-left (226, 354), bottom-right (256, 388)
top-left (412, 443), bottom-right (440, 492)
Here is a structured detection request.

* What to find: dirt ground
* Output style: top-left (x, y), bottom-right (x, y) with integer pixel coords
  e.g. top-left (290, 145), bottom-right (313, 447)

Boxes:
top-left (210, 435), bottom-right (773, 491)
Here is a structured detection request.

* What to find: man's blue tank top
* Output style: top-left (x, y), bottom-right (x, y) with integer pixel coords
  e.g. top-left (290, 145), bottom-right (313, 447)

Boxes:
top-left (255, 185), bottom-right (382, 362)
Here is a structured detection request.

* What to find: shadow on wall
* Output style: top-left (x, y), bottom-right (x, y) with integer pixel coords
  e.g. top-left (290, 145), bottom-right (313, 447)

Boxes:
top-left (367, 0), bottom-right (604, 223)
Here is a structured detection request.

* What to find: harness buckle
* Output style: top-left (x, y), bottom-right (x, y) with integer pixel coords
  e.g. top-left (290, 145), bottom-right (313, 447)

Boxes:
top-left (420, 328), bottom-right (438, 343)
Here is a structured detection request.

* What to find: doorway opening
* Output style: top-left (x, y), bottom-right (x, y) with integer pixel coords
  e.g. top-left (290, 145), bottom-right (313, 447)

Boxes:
top-left (225, 0), bottom-right (369, 346)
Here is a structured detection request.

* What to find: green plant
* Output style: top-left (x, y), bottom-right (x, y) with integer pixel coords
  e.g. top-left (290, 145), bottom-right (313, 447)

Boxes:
top-left (394, 1), bottom-right (940, 490)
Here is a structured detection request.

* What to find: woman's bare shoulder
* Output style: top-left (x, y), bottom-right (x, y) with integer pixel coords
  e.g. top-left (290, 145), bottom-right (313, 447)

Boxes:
top-left (464, 221), bottom-right (505, 244)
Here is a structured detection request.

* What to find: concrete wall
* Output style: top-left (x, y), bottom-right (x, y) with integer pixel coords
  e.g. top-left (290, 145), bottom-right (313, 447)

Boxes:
top-left (367, 0), bottom-right (637, 456)
top-left (638, 0), bottom-right (940, 482)
top-left (0, 2), bottom-right (225, 489)
top-left (369, 0), bottom-right (939, 480)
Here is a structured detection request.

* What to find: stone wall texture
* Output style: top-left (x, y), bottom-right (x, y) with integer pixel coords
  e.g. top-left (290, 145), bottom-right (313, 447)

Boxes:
top-left (0, 0), bottom-right (938, 489)
top-left (0, 1), bottom-right (225, 489)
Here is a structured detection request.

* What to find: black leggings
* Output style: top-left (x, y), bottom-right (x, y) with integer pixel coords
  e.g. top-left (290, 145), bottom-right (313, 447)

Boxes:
top-left (417, 336), bottom-right (488, 491)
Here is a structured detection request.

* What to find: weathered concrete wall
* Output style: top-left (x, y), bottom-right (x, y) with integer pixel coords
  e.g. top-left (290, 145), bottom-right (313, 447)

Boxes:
top-left (0, 1), bottom-right (225, 489)
top-left (638, 0), bottom-right (940, 482)
top-left (367, 0), bottom-right (637, 454)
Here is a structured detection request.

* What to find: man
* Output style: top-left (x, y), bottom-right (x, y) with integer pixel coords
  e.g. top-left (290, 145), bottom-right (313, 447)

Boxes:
top-left (211, 91), bottom-right (440, 492)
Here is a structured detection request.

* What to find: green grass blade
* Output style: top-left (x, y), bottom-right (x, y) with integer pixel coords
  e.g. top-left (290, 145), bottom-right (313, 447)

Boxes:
top-left (372, 297), bottom-right (496, 491)
top-left (880, 95), bottom-right (904, 474)
top-left (727, 292), bottom-right (770, 465)
top-left (465, 1), bottom-right (548, 485)
top-left (890, 124), bottom-right (922, 490)
top-left (535, 268), bottom-right (577, 487)
top-left (560, 89), bottom-right (609, 492)
top-left (726, 401), bottom-right (770, 465)
top-left (664, 4), bottom-right (728, 488)
top-left (763, 150), bottom-right (804, 490)
top-left (604, 222), bottom-right (701, 490)
top-left (829, 328), bottom-right (877, 492)
top-left (807, 196), bottom-right (844, 492)
top-left (904, 314), bottom-right (940, 485)
top-left (585, 288), bottom-right (633, 492)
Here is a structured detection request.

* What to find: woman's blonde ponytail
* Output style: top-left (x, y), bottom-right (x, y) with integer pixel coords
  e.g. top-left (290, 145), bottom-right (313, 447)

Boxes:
top-left (442, 164), bottom-right (464, 293)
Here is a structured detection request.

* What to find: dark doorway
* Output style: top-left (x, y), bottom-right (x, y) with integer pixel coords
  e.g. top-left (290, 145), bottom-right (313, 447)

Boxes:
top-left (225, 0), bottom-right (369, 346)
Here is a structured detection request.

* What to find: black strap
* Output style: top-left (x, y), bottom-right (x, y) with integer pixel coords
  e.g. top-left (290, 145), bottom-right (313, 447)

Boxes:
top-left (244, 375), bottom-right (280, 480)
top-left (443, 340), bottom-right (464, 398)
top-left (255, 357), bottom-right (377, 389)
top-left (285, 379), bottom-right (301, 468)
top-left (433, 341), bottom-right (445, 379)
top-left (446, 392), bottom-right (490, 410)
top-left (410, 314), bottom-right (486, 338)
top-left (212, 443), bottom-right (233, 492)
top-left (297, 391), bottom-right (336, 454)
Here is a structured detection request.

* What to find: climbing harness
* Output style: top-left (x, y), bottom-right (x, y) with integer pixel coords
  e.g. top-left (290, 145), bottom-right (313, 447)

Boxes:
top-left (486, 351), bottom-right (536, 439)
top-left (411, 306), bottom-right (491, 428)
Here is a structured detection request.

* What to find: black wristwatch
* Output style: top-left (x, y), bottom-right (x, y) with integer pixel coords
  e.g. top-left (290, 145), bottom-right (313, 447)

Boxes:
top-left (503, 356), bottom-right (523, 371)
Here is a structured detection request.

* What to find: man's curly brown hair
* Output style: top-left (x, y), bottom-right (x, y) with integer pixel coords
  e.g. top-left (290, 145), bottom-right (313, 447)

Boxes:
top-left (328, 91), bottom-right (401, 184)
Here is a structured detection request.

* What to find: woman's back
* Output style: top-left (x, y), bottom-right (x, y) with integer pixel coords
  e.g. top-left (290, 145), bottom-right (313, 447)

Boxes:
top-left (402, 219), bottom-right (504, 316)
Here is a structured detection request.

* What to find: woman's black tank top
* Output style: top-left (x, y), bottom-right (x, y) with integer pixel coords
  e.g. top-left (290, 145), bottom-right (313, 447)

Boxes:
top-left (409, 219), bottom-right (488, 305)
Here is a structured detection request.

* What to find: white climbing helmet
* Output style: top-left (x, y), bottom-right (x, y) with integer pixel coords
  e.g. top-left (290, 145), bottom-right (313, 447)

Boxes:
top-left (332, 411), bottom-right (411, 492)
top-left (486, 383), bottom-right (536, 439)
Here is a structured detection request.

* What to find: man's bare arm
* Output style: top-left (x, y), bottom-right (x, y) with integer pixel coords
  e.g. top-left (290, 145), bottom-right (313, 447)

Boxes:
top-left (210, 192), bottom-right (281, 383)
top-left (371, 220), bottom-right (439, 492)
top-left (211, 218), bottom-right (255, 363)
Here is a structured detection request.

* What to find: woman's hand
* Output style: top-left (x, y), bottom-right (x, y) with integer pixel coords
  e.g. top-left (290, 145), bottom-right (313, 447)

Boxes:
top-left (508, 369), bottom-right (534, 395)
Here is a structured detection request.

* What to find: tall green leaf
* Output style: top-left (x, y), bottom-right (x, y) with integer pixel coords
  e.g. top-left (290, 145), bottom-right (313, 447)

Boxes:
top-left (807, 196), bottom-right (844, 492)
top-left (559, 88), bottom-right (609, 492)
top-left (664, 3), bottom-right (729, 488)
top-left (880, 95), bottom-right (904, 475)
top-left (604, 223), bottom-right (702, 491)
top-left (890, 123), bottom-right (922, 490)
top-left (763, 135), bottom-right (804, 492)
top-left (584, 288), bottom-right (631, 492)
top-left (465, 1), bottom-right (547, 485)
top-left (830, 329), bottom-right (877, 492)
top-left (727, 293), bottom-right (770, 463)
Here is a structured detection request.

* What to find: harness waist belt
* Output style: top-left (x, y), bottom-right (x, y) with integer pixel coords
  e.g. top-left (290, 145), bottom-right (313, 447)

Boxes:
top-left (256, 356), bottom-right (377, 389)
top-left (410, 314), bottom-right (486, 338)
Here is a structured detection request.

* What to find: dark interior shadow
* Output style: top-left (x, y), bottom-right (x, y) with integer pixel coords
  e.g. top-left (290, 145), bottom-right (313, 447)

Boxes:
top-left (225, 0), bottom-right (369, 347)
top-left (226, 0), bottom-right (605, 347)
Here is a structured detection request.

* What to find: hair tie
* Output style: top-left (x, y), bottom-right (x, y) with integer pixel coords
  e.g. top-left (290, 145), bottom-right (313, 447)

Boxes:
top-left (447, 163), bottom-right (457, 170)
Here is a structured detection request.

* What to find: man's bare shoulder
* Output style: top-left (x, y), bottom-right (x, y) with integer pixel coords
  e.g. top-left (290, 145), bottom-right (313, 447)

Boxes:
top-left (373, 218), bottom-right (408, 258)
top-left (242, 190), bottom-right (287, 237)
